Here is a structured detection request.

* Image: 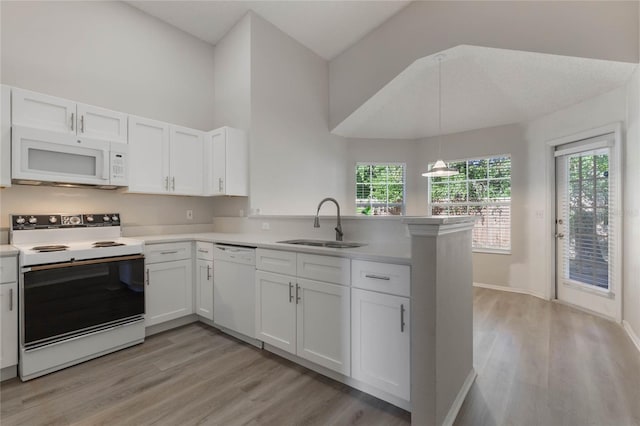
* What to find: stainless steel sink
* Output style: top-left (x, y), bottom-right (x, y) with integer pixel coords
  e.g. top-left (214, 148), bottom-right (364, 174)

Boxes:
top-left (277, 239), bottom-right (366, 249)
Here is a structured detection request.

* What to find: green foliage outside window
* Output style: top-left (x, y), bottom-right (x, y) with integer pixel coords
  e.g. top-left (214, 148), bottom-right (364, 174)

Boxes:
top-left (356, 164), bottom-right (405, 215)
top-left (429, 155), bottom-right (512, 251)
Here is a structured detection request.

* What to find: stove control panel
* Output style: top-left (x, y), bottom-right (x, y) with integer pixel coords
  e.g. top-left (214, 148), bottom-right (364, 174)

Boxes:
top-left (10, 213), bottom-right (122, 230)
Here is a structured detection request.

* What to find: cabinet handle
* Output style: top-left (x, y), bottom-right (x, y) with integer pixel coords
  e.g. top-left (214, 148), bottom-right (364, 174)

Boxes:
top-left (70, 112), bottom-right (75, 131)
top-left (400, 304), bottom-right (405, 333)
top-left (197, 249), bottom-right (209, 254)
top-left (295, 283), bottom-right (301, 304)
top-left (289, 282), bottom-right (293, 303)
top-left (9, 288), bottom-right (13, 311)
top-left (365, 274), bottom-right (390, 281)
top-left (164, 176), bottom-right (169, 191)
top-left (218, 177), bottom-right (223, 192)
top-left (172, 177), bottom-right (175, 191)
top-left (160, 250), bottom-right (179, 255)
top-left (207, 264), bottom-right (212, 280)
top-left (146, 268), bottom-right (150, 286)
top-left (80, 115), bottom-right (85, 133)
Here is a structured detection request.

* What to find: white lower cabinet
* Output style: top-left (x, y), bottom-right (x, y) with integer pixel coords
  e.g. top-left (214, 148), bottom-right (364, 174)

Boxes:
top-left (145, 258), bottom-right (193, 327)
top-left (256, 271), bottom-right (296, 352)
top-left (255, 270), bottom-right (350, 375)
top-left (351, 288), bottom-right (410, 401)
top-left (195, 242), bottom-right (214, 321)
top-left (296, 278), bottom-right (350, 374)
top-left (195, 258), bottom-right (214, 320)
top-left (0, 282), bottom-right (18, 369)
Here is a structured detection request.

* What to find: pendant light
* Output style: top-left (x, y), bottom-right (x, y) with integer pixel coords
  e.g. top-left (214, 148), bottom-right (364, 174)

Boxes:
top-left (422, 54), bottom-right (459, 177)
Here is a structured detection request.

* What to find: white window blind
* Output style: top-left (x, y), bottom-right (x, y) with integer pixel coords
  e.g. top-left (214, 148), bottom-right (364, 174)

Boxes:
top-left (556, 134), bottom-right (615, 291)
top-left (428, 155), bottom-right (511, 252)
top-left (356, 163), bottom-right (406, 215)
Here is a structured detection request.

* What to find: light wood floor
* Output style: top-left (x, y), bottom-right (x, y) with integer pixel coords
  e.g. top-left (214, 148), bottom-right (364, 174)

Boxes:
top-left (1, 288), bottom-right (639, 425)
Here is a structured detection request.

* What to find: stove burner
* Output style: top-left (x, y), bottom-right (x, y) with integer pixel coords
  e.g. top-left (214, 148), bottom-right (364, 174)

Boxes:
top-left (31, 245), bottom-right (69, 253)
top-left (92, 241), bottom-right (125, 248)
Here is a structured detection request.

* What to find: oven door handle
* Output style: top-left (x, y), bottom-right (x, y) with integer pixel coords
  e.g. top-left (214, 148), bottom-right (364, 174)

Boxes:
top-left (25, 254), bottom-right (145, 272)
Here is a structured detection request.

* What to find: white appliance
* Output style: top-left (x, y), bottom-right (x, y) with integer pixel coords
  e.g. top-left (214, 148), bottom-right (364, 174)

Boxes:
top-left (213, 244), bottom-right (258, 345)
top-left (10, 213), bottom-right (145, 381)
top-left (12, 126), bottom-right (128, 188)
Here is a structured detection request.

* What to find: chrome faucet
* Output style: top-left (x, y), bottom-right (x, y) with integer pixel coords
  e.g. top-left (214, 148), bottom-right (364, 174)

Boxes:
top-left (314, 197), bottom-right (343, 241)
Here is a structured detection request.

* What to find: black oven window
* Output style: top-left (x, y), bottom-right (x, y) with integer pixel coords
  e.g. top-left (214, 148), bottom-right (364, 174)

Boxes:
top-left (23, 257), bottom-right (145, 346)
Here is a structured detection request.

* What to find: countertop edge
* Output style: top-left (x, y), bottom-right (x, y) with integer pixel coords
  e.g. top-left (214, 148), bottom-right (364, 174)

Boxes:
top-left (137, 233), bottom-right (411, 265)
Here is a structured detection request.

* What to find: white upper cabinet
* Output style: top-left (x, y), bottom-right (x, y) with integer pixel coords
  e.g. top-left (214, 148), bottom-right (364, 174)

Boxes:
top-left (170, 125), bottom-right (203, 196)
top-left (12, 88), bottom-right (127, 142)
top-left (12, 88), bottom-right (76, 134)
top-left (128, 117), bottom-right (203, 195)
top-left (127, 115), bottom-right (170, 194)
top-left (1, 85), bottom-right (11, 187)
top-left (204, 126), bottom-right (248, 196)
top-left (76, 103), bottom-right (127, 143)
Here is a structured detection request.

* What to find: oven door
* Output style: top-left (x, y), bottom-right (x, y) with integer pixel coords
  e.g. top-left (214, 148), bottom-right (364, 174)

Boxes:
top-left (21, 254), bottom-right (145, 349)
top-left (12, 125), bottom-right (111, 185)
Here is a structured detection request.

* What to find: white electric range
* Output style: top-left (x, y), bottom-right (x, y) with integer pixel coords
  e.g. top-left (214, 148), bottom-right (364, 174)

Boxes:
top-left (10, 213), bottom-right (146, 381)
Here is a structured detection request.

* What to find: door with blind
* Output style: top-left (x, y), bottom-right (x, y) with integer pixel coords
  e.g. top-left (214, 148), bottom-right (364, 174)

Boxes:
top-left (555, 133), bottom-right (621, 320)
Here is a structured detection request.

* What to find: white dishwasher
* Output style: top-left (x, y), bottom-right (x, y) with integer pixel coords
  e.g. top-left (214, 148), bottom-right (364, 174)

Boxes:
top-left (213, 244), bottom-right (257, 342)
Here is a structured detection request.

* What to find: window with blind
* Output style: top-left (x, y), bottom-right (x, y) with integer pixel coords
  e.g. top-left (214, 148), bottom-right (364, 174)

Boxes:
top-left (356, 163), bottom-right (406, 215)
top-left (428, 155), bottom-right (511, 252)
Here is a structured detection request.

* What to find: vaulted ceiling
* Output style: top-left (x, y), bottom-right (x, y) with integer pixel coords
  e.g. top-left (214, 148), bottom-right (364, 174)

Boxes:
top-left (332, 45), bottom-right (637, 139)
top-left (126, 0), bottom-right (410, 60)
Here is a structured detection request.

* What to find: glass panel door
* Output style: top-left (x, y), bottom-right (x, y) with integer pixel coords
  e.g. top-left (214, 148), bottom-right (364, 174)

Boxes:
top-left (555, 133), bottom-right (619, 319)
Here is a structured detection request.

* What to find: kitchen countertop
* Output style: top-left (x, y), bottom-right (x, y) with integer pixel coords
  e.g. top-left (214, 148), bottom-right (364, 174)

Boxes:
top-left (137, 232), bottom-right (411, 264)
top-left (0, 245), bottom-right (19, 257)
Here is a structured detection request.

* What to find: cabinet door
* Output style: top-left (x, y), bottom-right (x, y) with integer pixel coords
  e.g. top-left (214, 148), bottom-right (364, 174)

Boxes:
top-left (145, 259), bottom-right (193, 326)
top-left (195, 259), bottom-right (214, 321)
top-left (170, 125), bottom-right (203, 195)
top-left (1, 85), bottom-right (11, 187)
top-left (77, 103), bottom-right (127, 143)
top-left (209, 128), bottom-right (226, 196)
top-left (12, 88), bottom-right (76, 134)
top-left (351, 288), bottom-right (410, 400)
top-left (255, 271), bottom-right (296, 353)
top-left (0, 282), bottom-right (18, 368)
top-left (127, 115), bottom-right (170, 194)
top-left (296, 278), bottom-right (350, 375)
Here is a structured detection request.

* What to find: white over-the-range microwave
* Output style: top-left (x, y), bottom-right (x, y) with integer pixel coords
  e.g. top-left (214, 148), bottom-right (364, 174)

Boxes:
top-left (12, 126), bottom-right (128, 188)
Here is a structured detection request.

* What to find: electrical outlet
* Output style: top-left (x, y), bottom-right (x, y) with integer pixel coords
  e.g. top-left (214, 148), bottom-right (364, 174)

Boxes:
top-left (262, 222), bottom-right (270, 230)
top-left (186, 210), bottom-right (193, 220)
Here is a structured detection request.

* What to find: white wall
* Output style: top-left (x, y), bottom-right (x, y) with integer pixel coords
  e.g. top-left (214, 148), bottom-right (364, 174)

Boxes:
top-left (330, 1), bottom-right (639, 130)
top-left (624, 69), bottom-right (640, 340)
top-left (1, 1), bottom-right (216, 130)
top-left (248, 13), bottom-right (348, 215)
top-left (213, 14), bottom-right (251, 131)
top-left (0, 1), bottom-right (219, 230)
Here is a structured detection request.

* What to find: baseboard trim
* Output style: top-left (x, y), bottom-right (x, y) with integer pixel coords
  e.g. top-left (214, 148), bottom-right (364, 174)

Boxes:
top-left (442, 369), bottom-right (477, 426)
top-left (473, 282), bottom-right (547, 300)
top-left (623, 320), bottom-right (640, 354)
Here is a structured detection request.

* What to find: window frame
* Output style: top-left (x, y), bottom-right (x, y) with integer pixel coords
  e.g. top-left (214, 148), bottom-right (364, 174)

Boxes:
top-left (355, 162), bottom-right (407, 216)
top-left (427, 154), bottom-right (512, 254)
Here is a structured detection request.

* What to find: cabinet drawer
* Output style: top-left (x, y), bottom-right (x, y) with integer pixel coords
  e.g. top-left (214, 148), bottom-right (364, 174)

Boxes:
top-left (0, 257), bottom-right (17, 284)
top-left (297, 254), bottom-right (350, 286)
top-left (351, 260), bottom-right (410, 297)
top-left (195, 242), bottom-right (214, 261)
top-left (145, 242), bottom-right (192, 264)
top-left (256, 249), bottom-right (297, 276)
